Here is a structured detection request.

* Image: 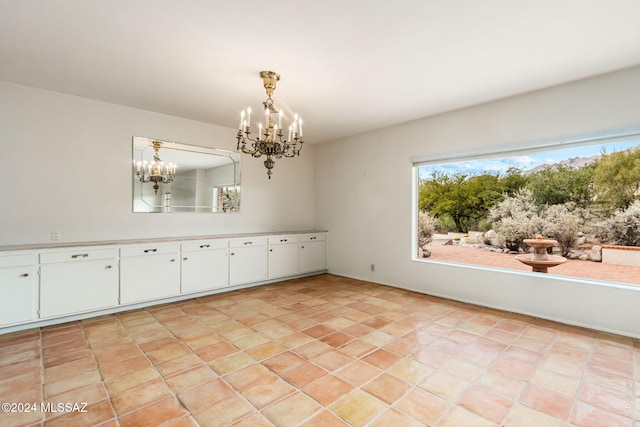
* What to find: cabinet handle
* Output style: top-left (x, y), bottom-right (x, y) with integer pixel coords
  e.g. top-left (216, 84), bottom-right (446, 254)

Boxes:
top-left (310, 237), bottom-right (317, 240)
top-left (20, 273), bottom-right (29, 277)
top-left (230, 252), bottom-right (235, 256)
top-left (269, 249), bottom-right (273, 252)
top-left (301, 246), bottom-right (305, 249)
top-left (71, 253), bottom-right (89, 259)
top-left (143, 249), bottom-right (157, 253)
top-left (280, 239), bottom-right (288, 242)
top-left (183, 257), bottom-right (188, 261)
top-left (170, 258), bottom-right (176, 262)
top-left (243, 241), bottom-right (253, 245)
top-left (105, 265), bottom-right (112, 269)
top-left (199, 244), bottom-right (210, 248)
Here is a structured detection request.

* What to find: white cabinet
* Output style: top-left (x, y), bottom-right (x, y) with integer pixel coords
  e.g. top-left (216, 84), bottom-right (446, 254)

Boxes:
top-left (181, 239), bottom-right (228, 294)
top-left (0, 231), bottom-right (327, 331)
top-left (300, 234), bottom-right (327, 273)
top-left (229, 237), bottom-right (267, 286)
top-left (40, 248), bottom-right (119, 318)
top-left (268, 236), bottom-right (300, 279)
top-left (120, 243), bottom-right (181, 304)
top-left (0, 253), bottom-right (37, 326)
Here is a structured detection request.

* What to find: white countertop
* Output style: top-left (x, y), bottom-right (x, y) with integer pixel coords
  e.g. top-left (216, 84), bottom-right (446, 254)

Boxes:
top-left (0, 230), bottom-right (328, 252)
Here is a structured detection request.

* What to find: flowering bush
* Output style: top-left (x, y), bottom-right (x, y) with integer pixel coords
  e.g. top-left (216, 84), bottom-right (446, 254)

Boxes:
top-left (598, 200), bottom-right (640, 246)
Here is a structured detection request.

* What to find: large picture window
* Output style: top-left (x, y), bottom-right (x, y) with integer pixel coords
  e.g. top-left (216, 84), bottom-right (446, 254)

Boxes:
top-left (413, 132), bottom-right (640, 286)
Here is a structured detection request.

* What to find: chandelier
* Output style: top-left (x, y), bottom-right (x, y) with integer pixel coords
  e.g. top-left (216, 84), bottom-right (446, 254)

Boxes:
top-left (236, 71), bottom-right (304, 179)
top-left (135, 141), bottom-right (176, 194)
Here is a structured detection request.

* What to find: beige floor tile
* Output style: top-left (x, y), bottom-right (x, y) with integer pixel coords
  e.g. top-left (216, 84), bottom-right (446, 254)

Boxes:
top-left (118, 397), bottom-right (187, 427)
top-left (457, 385), bottom-right (512, 424)
top-left (503, 403), bottom-right (565, 427)
top-left (165, 364), bottom-right (218, 393)
top-left (362, 373), bottom-right (411, 404)
top-left (368, 408), bottom-right (424, 427)
top-left (241, 375), bottom-right (296, 409)
top-left (177, 378), bottom-right (234, 412)
top-left (419, 371), bottom-right (469, 401)
top-left (394, 387), bottom-right (450, 424)
top-left (208, 351), bottom-right (256, 375)
top-left (0, 274), bottom-right (638, 427)
top-left (387, 358), bottom-right (432, 383)
top-left (303, 374), bottom-right (354, 406)
top-left (299, 409), bottom-right (350, 426)
top-left (334, 360), bottom-right (382, 386)
top-left (193, 394), bottom-right (255, 427)
top-left (330, 390), bottom-right (387, 427)
top-left (439, 406), bottom-right (497, 427)
top-left (281, 361), bottom-right (328, 388)
top-left (262, 393), bottom-right (321, 426)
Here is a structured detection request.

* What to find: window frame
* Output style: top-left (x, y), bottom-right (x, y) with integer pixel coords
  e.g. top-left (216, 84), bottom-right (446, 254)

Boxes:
top-left (410, 127), bottom-right (640, 285)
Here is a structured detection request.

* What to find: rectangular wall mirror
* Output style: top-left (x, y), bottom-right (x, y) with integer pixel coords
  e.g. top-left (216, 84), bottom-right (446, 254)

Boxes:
top-left (132, 136), bottom-right (241, 213)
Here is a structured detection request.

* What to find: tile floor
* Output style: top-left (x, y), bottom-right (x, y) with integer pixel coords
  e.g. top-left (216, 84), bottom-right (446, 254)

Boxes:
top-left (0, 274), bottom-right (638, 427)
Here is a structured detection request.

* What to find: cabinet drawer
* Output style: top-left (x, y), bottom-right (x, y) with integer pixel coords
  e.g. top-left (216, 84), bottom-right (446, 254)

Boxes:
top-left (0, 253), bottom-right (36, 268)
top-left (229, 237), bottom-right (267, 248)
top-left (40, 248), bottom-right (118, 264)
top-left (299, 233), bottom-right (326, 242)
top-left (267, 235), bottom-right (300, 245)
top-left (182, 239), bottom-right (228, 252)
top-left (120, 243), bottom-right (180, 257)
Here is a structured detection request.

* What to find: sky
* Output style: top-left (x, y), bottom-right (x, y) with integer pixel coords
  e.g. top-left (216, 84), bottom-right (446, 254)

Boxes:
top-left (419, 139), bottom-right (640, 178)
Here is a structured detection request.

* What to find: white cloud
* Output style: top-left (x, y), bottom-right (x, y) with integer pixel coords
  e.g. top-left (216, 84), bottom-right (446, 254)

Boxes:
top-left (502, 155), bottom-right (537, 166)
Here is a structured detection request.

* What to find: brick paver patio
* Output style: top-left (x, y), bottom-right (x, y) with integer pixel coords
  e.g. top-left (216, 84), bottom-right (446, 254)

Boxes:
top-left (426, 245), bottom-right (640, 286)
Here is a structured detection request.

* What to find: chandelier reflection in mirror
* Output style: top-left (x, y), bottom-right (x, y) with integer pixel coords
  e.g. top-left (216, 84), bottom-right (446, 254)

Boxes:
top-left (135, 141), bottom-right (177, 194)
top-left (236, 71), bottom-right (304, 179)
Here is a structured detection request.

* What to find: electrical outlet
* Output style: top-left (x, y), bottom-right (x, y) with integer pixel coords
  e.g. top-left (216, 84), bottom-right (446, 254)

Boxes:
top-left (51, 230), bottom-right (61, 241)
top-left (370, 264), bottom-right (375, 272)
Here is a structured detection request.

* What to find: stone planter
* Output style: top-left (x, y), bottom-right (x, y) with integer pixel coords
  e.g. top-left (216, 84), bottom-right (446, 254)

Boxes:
top-left (601, 244), bottom-right (640, 267)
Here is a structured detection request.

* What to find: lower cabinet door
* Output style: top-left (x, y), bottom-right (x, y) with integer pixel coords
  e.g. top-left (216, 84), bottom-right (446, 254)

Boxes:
top-left (40, 260), bottom-right (119, 318)
top-left (268, 243), bottom-right (299, 278)
top-left (300, 240), bottom-right (327, 273)
top-left (181, 249), bottom-right (228, 294)
top-left (229, 246), bottom-right (267, 286)
top-left (120, 254), bottom-right (181, 304)
top-left (0, 266), bottom-right (37, 326)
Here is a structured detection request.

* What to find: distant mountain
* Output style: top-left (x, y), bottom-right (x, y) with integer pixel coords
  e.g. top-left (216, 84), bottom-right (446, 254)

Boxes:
top-left (525, 154), bottom-right (600, 175)
top-left (525, 144), bottom-right (640, 175)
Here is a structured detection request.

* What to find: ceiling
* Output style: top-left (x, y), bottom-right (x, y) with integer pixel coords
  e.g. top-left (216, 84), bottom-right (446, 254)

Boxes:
top-left (1, 1), bottom-right (640, 144)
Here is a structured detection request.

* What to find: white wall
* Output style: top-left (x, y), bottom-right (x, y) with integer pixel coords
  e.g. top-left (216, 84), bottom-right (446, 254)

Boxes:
top-left (315, 65), bottom-right (640, 338)
top-left (0, 81), bottom-right (316, 245)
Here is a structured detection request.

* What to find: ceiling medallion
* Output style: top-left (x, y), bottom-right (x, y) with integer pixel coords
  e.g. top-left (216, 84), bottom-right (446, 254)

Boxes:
top-left (236, 71), bottom-right (304, 179)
